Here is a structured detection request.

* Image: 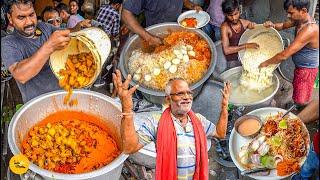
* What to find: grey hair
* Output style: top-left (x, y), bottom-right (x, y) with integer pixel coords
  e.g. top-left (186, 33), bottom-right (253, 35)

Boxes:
top-left (164, 77), bottom-right (186, 95)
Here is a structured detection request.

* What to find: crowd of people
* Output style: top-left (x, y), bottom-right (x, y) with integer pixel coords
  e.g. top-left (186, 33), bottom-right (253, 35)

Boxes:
top-left (0, 0), bottom-right (319, 179)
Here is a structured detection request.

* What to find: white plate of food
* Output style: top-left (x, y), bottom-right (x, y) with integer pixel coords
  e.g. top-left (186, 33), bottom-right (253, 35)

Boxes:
top-left (177, 10), bottom-right (210, 29)
top-left (229, 107), bottom-right (310, 180)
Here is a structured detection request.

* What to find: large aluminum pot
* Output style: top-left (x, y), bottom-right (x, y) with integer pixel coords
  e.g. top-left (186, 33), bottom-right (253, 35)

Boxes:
top-left (119, 22), bottom-right (217, 105)
top-left (8, 90), bottom-right (128, 180)
top-left (238, 24), bottom-right (284, 67)
top-left (219, 67), bottom-right (279, 109)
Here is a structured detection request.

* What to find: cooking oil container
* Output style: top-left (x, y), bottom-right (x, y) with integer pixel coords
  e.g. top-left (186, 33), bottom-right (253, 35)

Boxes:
top-left (49, 27), bottom-right (111, 87)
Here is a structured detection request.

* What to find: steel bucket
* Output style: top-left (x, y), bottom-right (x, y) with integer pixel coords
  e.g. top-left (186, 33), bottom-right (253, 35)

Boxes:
top-left (119, 22), bottom-right (217, 105)
top-left (8, 90), bottom-right (128, 180)
top-left (50, 27), bottom-right (112, 88)
top-left (238, 24), bottom-right (284, 65)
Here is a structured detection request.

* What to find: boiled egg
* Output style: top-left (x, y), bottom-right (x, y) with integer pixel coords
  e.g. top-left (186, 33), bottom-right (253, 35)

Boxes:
top-left (133, 74), bottom-right (141, 81)
top-left (144, 74), bottom-right (152, 82)
top-left (153, 68), bottom-right (161, 76)
top-left (186, 44), bottom-right (193, 50)
top-left (183, 55), bottom-right (189, 62)
top-left (172, 58), bottom-right (181, 65)
top-left (164, 61), bottom-right (172, 69)
top-left (169, 65), bottom-right (177, 73)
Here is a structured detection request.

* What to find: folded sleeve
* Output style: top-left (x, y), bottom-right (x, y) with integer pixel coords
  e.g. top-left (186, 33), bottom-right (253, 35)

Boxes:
top-left (134, 113), bottom-right (157, 146)
top-left (1, 39), bottom-right (23, 69)
top-left (123, 0), bottom-right (145, 15)
top-left (196, 113), bottom-right (216, 138)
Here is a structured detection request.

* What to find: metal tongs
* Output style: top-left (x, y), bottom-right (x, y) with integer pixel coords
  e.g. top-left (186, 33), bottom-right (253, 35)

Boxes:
top-left (281, 104), bottom-right (296, 119)
top-left (241, 167), bottom-right (272, 176)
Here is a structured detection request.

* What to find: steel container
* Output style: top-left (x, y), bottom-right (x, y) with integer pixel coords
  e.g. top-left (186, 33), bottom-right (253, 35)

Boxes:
top-left (219, 66), bottom-right (280, 109)
top-left (119, 22), bottom-right (217, 105)
top-left (8, 90), bottom-right (128, 180)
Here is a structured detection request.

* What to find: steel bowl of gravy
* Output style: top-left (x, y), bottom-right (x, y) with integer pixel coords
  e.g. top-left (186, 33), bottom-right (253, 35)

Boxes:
top-left (234, 115), bottom-right (263, 139)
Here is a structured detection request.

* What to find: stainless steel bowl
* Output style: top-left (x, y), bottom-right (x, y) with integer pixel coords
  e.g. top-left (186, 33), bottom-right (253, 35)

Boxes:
top-left (234, 115), bottom-right (263, 139)
top-left (219, 66), bottom-right (280, 108)
top-left (8, 90), bottom-right (128, 180)
top-left (119, 22), bottom-right (217, 104)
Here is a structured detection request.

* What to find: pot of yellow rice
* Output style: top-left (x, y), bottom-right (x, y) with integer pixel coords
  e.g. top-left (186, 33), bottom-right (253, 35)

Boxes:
top-left (119, 22), bottom-right (217, 104)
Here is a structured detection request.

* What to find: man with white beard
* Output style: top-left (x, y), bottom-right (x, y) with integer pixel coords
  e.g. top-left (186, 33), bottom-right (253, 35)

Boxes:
top-left (112, 69), bottom-right (231, 180)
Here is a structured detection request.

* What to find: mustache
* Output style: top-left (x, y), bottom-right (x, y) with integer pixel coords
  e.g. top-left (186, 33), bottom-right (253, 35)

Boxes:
top-left (24, 25), bottom-right (35, 30)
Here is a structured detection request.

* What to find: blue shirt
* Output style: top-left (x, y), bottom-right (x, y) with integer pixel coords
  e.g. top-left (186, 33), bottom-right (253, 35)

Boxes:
top-left (123, 0), bottom-right (184, 27)
top-left (1, 22), bottom-right (60, 103)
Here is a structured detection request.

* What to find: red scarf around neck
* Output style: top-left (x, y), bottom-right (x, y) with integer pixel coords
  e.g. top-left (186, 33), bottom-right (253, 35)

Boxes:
top-left (156, 108), bottom-right (208, 180)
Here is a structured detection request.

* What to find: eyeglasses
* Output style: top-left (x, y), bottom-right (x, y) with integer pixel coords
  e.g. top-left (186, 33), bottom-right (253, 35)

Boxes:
top-left (169, 91), bottom-right (194, 98)
top-left (47, 17), bottom-right (62, 24)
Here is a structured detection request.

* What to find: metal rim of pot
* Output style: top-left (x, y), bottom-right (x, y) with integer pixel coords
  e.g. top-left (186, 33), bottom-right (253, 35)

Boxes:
top-left (8, 90), bottom-right (128, 180)
top-left (119, 22), bottom-right (217, 98)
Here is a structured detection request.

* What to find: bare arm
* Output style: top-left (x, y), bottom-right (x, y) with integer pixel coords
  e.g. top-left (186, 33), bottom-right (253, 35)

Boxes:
top-left (213, 81), bottom-right (231, 139)
top-left (298, 100), bottom-right (319, 124)
top-left (259, 25), bottom-right (314, 67)
top-left (221, 24), bottom-right (258, 55)
top-left (113, 69), bottom-right (144, 154)
top-left (263, 20), bottom-right (295, 31)
top-left (8, 30), bottom-right (71, 84)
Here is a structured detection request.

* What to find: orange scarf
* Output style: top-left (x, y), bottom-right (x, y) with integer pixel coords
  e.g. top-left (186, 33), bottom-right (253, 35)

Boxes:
top-left (156, 108), bottom-right (208, 180)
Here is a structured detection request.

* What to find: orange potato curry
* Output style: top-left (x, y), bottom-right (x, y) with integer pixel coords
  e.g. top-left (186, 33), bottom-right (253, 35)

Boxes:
top-left (22, 111), bottom-right (120, 174)
top-left (58, 52), bottom-right (97, 106)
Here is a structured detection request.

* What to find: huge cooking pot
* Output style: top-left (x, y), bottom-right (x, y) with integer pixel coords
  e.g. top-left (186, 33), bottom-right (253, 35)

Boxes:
top-left (219, 67), bottom-right (279, 111)
top-left (8, 90), bottom-right (128, 180)
top-left (119, 22), bottom-right (217, 105)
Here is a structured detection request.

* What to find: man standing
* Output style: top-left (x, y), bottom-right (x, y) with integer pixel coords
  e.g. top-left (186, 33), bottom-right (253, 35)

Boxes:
top-left (121, 0), bottom-right (202, 46)
top-left (55, 3), bottom-right (84, 28)
top-left (95, 0), bottom-right (122, 38)
top-left (113, 69), bottom-right (231, 180)
top-left (220, 0), bottom-right (259, 69)
top-left (1, 0), bottom-right (90, 103)
top-left (203, 0), bottom-right (224, 41)
top-left (260, 0), bottom-right (319, 106)
top-left (41, 6), bottom-right (62, 28)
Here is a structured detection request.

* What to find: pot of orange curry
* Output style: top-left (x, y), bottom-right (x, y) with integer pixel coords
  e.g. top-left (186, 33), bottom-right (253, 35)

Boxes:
top-left (8, 90), bottom-right (128, 180)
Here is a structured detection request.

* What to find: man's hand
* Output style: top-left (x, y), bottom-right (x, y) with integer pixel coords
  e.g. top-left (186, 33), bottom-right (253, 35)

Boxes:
top-left (259, 60), bottom-right (270, 68)
top-left (112, 69), bottom-right (139, 111)
top-left (72, 19), bottom-right (92, 32)
top-left (245, 43), bottom-right (259, 49)
top-left (45, 29), bottom-right (71, 52)
top-left (221, 81), bottom-right (231, 107)
top-left (263, 21), bottom-right (275, 28)
top-left (248, 22), bottom-right (256, 29)
top-left (194, 5), bottom-right (203, 12)
top-left (144, 34), bottom-right (163, 46)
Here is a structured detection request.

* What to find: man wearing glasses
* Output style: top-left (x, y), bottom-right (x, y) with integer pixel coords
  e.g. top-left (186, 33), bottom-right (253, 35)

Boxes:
top-left (41, 6), bottom-right (62, 28)
top-left (112, 69), bottom-right (231, 180)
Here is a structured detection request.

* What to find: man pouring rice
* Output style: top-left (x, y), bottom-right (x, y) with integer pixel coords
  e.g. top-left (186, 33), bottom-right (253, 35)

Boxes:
top-left (259, 0), bottom-right (319, 107)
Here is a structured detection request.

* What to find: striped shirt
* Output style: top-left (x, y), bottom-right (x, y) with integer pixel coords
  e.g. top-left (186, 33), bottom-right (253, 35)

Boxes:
top-left (134, 111), bottom-right (216, 180)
